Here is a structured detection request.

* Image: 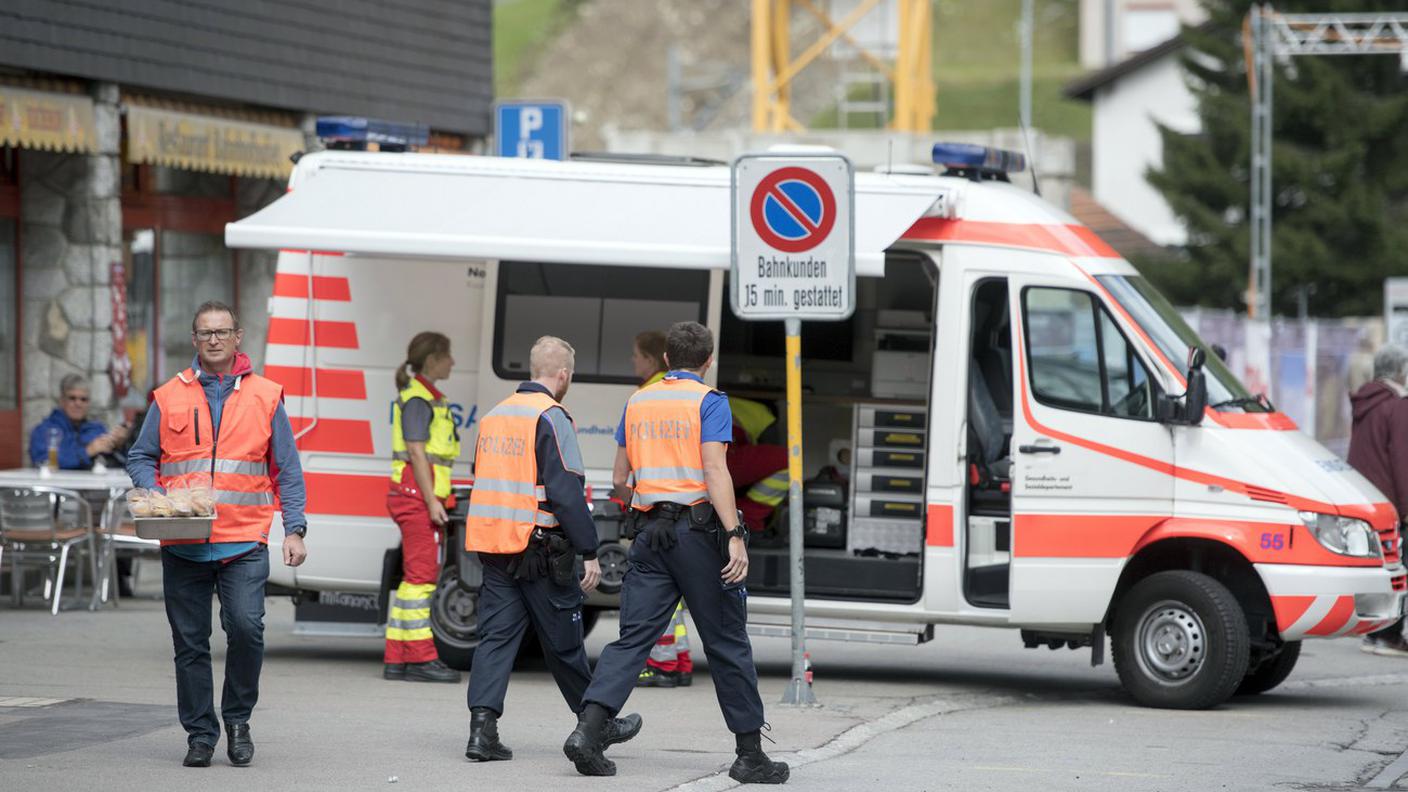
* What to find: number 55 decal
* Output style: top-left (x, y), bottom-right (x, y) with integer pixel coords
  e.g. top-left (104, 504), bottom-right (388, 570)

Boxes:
top-left (1259, 532), bottom-right (1286, 551)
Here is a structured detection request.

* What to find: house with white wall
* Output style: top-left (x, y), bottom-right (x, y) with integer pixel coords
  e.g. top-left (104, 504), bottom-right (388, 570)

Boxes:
top-left (1066, 34), bottom-right (1201, 247)
top-left (1079, 0), bottom-right (1206, 68)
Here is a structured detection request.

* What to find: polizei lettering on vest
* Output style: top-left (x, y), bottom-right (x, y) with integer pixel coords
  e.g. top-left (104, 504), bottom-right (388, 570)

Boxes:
top-left (477, 435), bottom-right (527, 457)
top-left (629, 419), bottom-right (693, 441)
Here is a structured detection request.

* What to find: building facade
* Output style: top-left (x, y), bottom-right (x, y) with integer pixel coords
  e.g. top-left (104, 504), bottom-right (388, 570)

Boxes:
top-left (0, 1), bottom-right (491, 466)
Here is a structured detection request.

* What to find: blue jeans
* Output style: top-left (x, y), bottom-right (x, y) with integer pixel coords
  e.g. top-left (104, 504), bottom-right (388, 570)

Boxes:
top-left (161, 545), bottom-right (269, 748)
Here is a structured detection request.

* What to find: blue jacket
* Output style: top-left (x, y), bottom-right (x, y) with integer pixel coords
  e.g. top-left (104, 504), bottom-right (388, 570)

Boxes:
top-left (29, 409), bottom-right (109, 470)
top-left (127, 356), bottom-right (307, 562)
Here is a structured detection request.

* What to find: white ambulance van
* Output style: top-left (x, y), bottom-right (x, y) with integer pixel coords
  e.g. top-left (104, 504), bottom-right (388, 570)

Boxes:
top-left (225, 144), bottom-right (1404, 709)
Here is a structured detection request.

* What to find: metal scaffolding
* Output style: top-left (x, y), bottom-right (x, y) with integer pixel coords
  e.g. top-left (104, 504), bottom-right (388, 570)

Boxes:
top-left (1244, 6), bottom-right (1408, 319)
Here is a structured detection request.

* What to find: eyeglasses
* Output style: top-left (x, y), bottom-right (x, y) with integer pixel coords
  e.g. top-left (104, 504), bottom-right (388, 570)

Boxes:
top-left (194, 329), bottom-right (237, 341)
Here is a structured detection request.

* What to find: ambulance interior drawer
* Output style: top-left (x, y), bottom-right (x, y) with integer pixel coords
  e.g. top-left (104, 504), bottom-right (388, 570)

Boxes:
top-left (857, 428), bottom-right (925, 450)
top-left (857, 407), bottom-right (927, 430)
top-left (853, 495), bottom-right (924, 520)
top-left (856, 449), bottom-right (924, 469)
top-left (855, 471), bottom-right (924, 496)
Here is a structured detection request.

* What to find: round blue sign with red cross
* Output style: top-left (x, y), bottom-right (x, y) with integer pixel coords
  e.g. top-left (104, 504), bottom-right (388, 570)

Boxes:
top-left (749, 167), bottom-right (837, 254)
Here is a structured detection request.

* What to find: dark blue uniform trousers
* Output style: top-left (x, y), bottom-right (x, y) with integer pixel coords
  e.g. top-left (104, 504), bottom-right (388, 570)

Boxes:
top-left (467, 558), bottom-right (593, 715)
top-left (584, 516), bottom-right (765, 734)
top-left (161, 546), bottom-right (268, 749)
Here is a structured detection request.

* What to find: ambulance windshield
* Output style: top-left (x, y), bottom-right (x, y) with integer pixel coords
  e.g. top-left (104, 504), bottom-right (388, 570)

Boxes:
top-left (1097, 275), bottom-right (1272, 413)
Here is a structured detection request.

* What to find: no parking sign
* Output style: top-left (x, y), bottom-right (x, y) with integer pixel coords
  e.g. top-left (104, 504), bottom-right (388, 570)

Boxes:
top-left (731, 153), bottom-right (854, 321)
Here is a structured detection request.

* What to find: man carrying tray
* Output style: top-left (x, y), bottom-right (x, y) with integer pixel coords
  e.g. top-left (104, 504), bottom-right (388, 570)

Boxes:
top-left (127, 300), bottom-right (308, 769)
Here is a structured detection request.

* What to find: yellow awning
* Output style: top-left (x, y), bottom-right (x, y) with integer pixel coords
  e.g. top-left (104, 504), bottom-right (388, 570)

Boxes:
top-left (0, 85), bottom-right (96, 153)
top-left (126, 104), bottom-right (303, 180)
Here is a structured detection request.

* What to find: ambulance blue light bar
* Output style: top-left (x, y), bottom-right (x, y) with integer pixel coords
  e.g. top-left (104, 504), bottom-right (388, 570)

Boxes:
top-left (931, 142), bottom-right (1026, 175)
top-left (316, 116), bottom-right (429, 149)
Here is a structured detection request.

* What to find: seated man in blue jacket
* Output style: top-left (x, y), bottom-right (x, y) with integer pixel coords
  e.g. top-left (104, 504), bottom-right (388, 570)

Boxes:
top-left (29, 374), bottom-right (130, 469)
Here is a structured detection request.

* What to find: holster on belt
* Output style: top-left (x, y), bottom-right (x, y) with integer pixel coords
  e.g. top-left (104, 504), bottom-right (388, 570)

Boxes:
top-left (544, 531), bottom-right (576, 587)
top-left (508, 528), bottom-right (559, 582)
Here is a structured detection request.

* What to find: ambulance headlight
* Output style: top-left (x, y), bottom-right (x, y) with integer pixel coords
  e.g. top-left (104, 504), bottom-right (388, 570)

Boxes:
top-left (1298, 512), bottom-right (1380, 558)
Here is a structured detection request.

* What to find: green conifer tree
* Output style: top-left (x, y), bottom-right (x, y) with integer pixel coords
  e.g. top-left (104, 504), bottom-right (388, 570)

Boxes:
top-left (1146, 0), bottom-right (1408, 317)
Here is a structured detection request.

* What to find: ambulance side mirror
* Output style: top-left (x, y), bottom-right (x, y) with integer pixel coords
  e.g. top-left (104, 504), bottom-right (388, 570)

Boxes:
top-left (1182, 347), bottom-right (1208, 426)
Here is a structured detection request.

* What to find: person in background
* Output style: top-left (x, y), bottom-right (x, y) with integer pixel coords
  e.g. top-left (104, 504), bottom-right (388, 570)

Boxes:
top-left (623, 330), bottom-right (694, 689)
top-left (1347, 344), bottom-right (1408, 657)
top-left (29, 374), bottom-right (130, 470)
top-left (383, 331), bottom-right (462, 683)
top-left (127, 300), bottom-right (308, 768)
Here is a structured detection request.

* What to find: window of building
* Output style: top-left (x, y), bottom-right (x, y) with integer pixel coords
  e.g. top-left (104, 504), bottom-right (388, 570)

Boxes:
top-left (1023, 287), bottom-right (1154, 419)
top-left (494, 261), bottom-right (709, 383)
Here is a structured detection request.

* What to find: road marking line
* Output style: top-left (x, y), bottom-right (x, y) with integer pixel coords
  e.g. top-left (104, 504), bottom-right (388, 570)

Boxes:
top-left (0, 696), bottom-right (68, 708)
top-left (1282, 672), bottom-right (1408, 690)
top-left (664, 695), bottom-right (1006, 792)
top-left (1367, 747), bottom-right (1408, 789)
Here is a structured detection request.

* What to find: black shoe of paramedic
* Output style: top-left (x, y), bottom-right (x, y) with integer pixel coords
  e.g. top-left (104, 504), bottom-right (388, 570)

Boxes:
top-left (465, 707), bottom-right (513, 761)
top-left (383, 663), bottom-right (406, 680)
top-left (602, 712), bottom-right (643, 748)
top-left (729, 730), bottom-right (789, 784)
top-left (563, 703), bottom-right (617, 776)
top-left (635, 667), bottom-right (679, 688)
top-left (225, 722), bottom-right (254, 767)
top-left (404, 658), bottom-right (461, 683)
top-left (182, 742), bottom-right (214, 768)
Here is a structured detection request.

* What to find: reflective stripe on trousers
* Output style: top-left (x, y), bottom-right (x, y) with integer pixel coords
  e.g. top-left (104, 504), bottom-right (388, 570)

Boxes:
top-left (386, 581), bottom-right (436, 643)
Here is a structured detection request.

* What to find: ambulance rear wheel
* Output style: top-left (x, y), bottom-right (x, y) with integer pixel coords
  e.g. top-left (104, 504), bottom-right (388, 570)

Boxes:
top-left (1112, 570), bottom-right (1250, 709)
top-left (431, 566), bottom-right (479, 671)
top-left (1237, 641), bottom-right (1301, 696)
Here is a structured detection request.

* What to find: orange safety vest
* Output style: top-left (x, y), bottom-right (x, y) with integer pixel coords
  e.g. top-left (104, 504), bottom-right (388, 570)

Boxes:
top-left (154, 368), bottom-right (282, 546)
top-left (464, 390), bottom-right (563, 554)
top-left (624, 376), bottom-right (714, 510)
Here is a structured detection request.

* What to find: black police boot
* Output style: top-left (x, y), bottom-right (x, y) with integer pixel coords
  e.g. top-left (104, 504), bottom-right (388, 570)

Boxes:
top-left (225, 722), bottom-right (254, 767)
top-left (729, 730), bottom-right (789, 784)
top-left (383, 663), bottom-right (406, 680)
top-left (602, 712), bottom-right (643, 748)
top-left (465, 707), bottom-right (513, 761)
top-left (182, 742), bottom-right (214, 768)
top-left (635, 667), bottom-right (679, 688)
top-left (563, 703), bottom-right (617, 776)
top-left (405, 658), bottom-right (461, 683)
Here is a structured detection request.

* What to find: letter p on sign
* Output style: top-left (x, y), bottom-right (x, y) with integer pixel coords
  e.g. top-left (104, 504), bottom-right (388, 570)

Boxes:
top-left (494, 100), bottom-right (569, 161)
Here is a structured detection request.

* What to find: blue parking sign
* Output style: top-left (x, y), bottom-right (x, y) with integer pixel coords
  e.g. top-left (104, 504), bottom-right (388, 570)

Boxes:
top-left (494, 100), bottom-right (569, 160)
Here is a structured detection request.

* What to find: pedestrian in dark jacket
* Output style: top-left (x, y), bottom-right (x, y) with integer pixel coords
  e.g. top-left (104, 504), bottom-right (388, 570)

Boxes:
top-left (1347, 344), bottom-right (1408, 657)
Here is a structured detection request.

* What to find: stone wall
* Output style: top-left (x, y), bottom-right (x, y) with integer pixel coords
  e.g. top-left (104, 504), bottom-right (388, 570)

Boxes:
top-left (19, 83), bottom-right (122, 457)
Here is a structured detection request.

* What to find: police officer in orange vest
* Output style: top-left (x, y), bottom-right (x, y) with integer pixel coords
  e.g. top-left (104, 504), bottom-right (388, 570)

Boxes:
top-left (463, 335), bottom-right (642, 762)
top-left (564, 322), bottom-right (788, 784)
top-left (127, 300), bottom-right (308, 769)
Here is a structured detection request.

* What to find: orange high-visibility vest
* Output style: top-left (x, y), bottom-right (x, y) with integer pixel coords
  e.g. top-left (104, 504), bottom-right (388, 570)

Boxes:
top-left (154, 368), bottom-right (282, 546)
top-left (624, 376), bottom-right (714, 509)
top-left (464, 390), bottom-right (563, 554)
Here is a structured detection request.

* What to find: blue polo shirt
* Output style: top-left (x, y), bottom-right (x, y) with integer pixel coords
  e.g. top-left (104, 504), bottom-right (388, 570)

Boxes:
top-left (616, 371), bottom-right (733, 447)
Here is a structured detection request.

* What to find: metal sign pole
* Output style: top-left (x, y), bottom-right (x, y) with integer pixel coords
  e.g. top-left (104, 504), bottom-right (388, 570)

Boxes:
top-left (780, 316), bottom-right (816, 706)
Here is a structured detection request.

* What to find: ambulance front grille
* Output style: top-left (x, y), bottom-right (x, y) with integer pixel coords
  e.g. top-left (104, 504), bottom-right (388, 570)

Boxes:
top-left (1378, 525), bottom-right (1401, 566)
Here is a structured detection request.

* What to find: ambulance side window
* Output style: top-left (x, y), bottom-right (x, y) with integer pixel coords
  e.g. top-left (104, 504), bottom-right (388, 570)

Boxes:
top-left (1023, 287), bottom-right (1154, 420)
top-left (494, 261), bottom-right (710, 384)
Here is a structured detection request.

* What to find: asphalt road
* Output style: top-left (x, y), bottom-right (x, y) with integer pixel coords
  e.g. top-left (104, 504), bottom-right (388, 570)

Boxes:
top-left (3, 581), bottom-right (1408, 792)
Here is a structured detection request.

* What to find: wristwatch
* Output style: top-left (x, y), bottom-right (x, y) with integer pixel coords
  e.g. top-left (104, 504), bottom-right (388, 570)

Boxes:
top-left (726, 524), bottom-right (748, 540)
top-left (288, 525), bottom-right (308, 538)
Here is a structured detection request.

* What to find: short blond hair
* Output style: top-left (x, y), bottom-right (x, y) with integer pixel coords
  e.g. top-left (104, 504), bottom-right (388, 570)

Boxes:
top-left (530, 336), bottom-right (575, 379)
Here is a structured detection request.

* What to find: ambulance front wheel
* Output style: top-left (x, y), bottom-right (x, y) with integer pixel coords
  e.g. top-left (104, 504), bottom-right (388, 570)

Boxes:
top-left (1112, 570), bottom-right (1250, 709)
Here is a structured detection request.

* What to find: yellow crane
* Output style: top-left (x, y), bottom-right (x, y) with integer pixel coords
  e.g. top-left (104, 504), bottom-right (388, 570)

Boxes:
top-left (751, 0), bottom-right (935, 133)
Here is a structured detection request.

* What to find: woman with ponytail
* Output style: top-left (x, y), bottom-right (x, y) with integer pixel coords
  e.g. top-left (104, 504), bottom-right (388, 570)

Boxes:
top-left (384, 331), bottom-right (462, 683)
